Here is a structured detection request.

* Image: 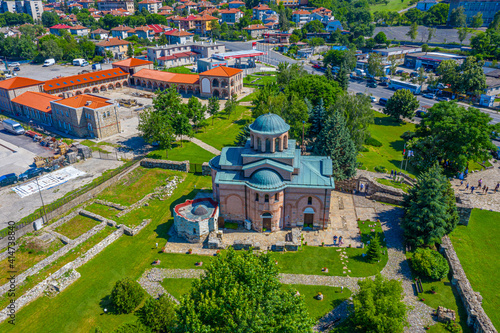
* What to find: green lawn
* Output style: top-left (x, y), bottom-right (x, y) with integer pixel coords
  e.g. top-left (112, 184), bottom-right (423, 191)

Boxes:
top-left (239, 92), bottom-right (257, 103)
top-left (449, 209), bottom-right (500, 329)
top-left (0, 173), bottom-right (213, 333)
top-left (283, 284), bottom-right (352, 321)
top-left (358, 111), bottom-right (418, 177)
top-left (162, 66), bottom-right (194, 74)
top-left (370, 0), bottom-right (413, 12)
top-left (147, 140), bottom-right (215, 164)
top-left (161, 278), bottom-right (196, 301)
top-left (97, 167), bottom-right (173, 206)
top-left (376, 177), bottom-right (412, 193)
top-left (194, 105), bottom-right (252, 150)
top-left (55, 215), bottom-right (100, 239)
top-left (85, 203), bottom-right (122, 219)
top-left (243, 74), bottom-right (277, 86)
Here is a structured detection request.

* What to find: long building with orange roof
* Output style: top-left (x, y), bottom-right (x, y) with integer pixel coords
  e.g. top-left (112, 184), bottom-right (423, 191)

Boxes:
top-left (0, 77), bottom-right (44, 114)
top-left (11, 91), bottom-right (60, 126)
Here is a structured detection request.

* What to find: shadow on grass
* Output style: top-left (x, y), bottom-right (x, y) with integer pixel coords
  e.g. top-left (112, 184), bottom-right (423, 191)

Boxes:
top-left (99, 294), bottom-right (117, 315)
top-left (374, 116), bottom-right (404, 127)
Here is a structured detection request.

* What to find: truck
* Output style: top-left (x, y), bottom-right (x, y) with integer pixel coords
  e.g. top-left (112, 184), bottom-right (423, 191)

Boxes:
top-left (2, 119), bottom-right (25, 135)
top-left (43, 59), bottom-right (55, 67)
top-left (73, 58), bottom-right (85, 66)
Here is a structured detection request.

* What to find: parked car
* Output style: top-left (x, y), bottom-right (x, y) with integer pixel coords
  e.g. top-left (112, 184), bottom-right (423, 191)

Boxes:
top-left (18, 168), bottom-right (43, 181)
top-left (410, 72), bottom-right (419, 77)
top-left (436, 96), bottom-right (450, 102)
top-left (370, 96), bottom-right (377, 103)
top-left (396, 69), bottom-right (405, 75)
top-left (81, 61), bottom-right (89, 67)
top-left (378, 81), bottom-right (388, 86)
top-left (422, 93), bottom-right (436, 99)
top-left (415, 110), bottom-right (427, 117)
top-left (13, 66), bottom-right (20, 72)
top-left (356, 92), bottom-right (365, 97)
top-left (0, 173), bottom-right (18, 187)
top-left (43, 58), bottom-right (55, 67)
top-left (2, 119), bottom-right (25, 135)
top-left (367, 82), bottom-right (377, 88)
top-left (8, 62), bottom-right (20, 67)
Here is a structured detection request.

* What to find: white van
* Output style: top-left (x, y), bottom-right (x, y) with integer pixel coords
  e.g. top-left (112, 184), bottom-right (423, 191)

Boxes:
top-left (2, 119), bottom-right (25, 135)
top-left (43, 59), bottom-right (55, 67)
top-left (73, 58), bottom-right (85, 66)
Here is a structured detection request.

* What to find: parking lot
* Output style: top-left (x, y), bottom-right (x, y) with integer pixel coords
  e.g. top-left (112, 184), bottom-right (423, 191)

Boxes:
top-left (10, 62), bottom-right (114, 81)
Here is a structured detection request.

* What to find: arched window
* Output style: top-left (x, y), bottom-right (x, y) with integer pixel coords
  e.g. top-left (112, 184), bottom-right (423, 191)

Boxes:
top-left (265, 139), bottom-right (270, 152)
top-left (275, 193), bottom-right (279, 201)
top-left (307, 196), bottom-right (312, 205)
top-left (255, 193), bottom-right (259, 201)
top-left (275, 138), bottom-right (280, 152)
top-left (265, 194), bottom-right (269, 203)
top-left (257, 137), bottom-right (261, 150)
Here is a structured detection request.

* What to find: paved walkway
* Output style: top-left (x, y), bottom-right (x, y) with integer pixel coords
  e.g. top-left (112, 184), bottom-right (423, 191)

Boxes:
top-left (451, 166), bottom-right (500, 212)
top-left (176, 136), bottom-right (221, 155)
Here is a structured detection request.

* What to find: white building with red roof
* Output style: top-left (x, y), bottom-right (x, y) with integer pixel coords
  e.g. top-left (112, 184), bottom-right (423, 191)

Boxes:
top-left (138, 0), bottom-right (160, 13)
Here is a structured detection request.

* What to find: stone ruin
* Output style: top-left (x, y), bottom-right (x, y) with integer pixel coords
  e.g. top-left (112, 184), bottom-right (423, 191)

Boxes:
top-left (436, 306), bottom-right (456, 323)
top-left (207, 231), bottom-right (224, 249)
top-left (273, 228), bottom-right (301, 252)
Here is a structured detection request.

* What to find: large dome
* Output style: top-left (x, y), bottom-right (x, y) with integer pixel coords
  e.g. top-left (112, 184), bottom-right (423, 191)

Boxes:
top-left (249, 169), bottom-right (284, 189)
top-left (249, 113), bottom-right (290, 135)
top-left (192, 204), bottom-right (209, 216)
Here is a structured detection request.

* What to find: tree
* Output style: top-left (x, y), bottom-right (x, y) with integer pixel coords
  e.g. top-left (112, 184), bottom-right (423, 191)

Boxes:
top-left (323, 49), bottom-right (357, 72)
top-left (332, 94), bottom-right (374, 150)
top-left (113, 321), bottom-right (152, 333)
top-left (314, 110), bottom-right (357, 180)
top-left (383, 89), bottom-right (419, 121)
top-left (276, 62), bottom-right (307, 87)
top-left (457, 56), bottom-right (486, 96)
top-left (285, 74), bottom-right (342, 107)
top-left (172, 113), bottom-right (192, 146)
top-left (325, 66), bottom-right (334, 81)
top-left (139, 295), bottom-right (176, 333)
top-left (308, 98), bottom-right (325, 138)
top-left (471, 12), bottom-right (483, 28)
top-left (106, 50), bottom-right (113, 60)
top-left (207, 96), bottom-right (220, 125)
top-left (367, 53), bottom-right (384, 77)
top-left (406, 22), bottom-right (418, 42)
top-left (457, 27), bottom-right (469, 45)
top-left (402, 164), bottom-right (459, 247)
top-left (224, 93), bottom-right (238, 119)
top-left (110, 278), bottom-right (145, 314)
top-left (334, 61), bottom-right (349, 91)
top-left (449, 6), bottom-right (466, 27)
top-left (138, 108), bottom-right (175, 157)
top-left (234, 124), bottom-right (250, 146)
top-left (289, 34), bottom-right (299, 43)
top-left (411, 248), bottom-right (449, 280)
top-left (408, 102), bottom-right (494, 172)
top-left (424, 3), bottom-right (449, 26)
top-left (40, 39), bottom-right (63, 60)
top-left (127, 43), bottom-right (134, 58)
top-left (176, 248), bottom-right (314, 332)
top-left (489, 10), bottom-right (500, 30)
top-left (374, 31), bottom-right (387, 45)
top-left (278, 5), bottom-right (290, 31)
top-left (352, 275), bottom-right (408, 333)
top-left (426, 27), bottom-right (436, 45)
top-left (366, 234), bottom-right (382, 263)
top-left (41, 11), bottom-right (59, 27)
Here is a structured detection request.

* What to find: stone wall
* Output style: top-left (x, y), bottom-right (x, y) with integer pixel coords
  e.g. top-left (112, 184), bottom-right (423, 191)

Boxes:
top-left (202, 162), bottom-right (211, 176)
top-left (440, 236), bottom-right (497, 333)
top-left (141, 158), bottom-right (189, 172)
top-left (455, 194), bottom-right (473, 226)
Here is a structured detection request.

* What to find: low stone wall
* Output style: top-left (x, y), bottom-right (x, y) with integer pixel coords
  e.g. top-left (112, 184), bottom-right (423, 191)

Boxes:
top-left (141, 158), bottom-right (189, 172)
top-left (122, 219), bottom-right (151, 236)
top-left (202, 162), bottom-right (211, 176)
top-left (94, 199), bottom-right (127, 211)
top-left (456, 194), bottom-right (473, 226)
top-left (440, 236), bottom-right (497, 333)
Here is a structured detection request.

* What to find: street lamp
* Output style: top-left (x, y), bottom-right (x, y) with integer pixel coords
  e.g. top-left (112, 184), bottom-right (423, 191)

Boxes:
top-left (35, 176), bottom-right (47, 224)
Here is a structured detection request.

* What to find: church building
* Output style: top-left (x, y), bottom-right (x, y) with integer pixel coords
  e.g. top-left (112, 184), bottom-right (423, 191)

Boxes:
top-left (209, 113), bottom-right (335, 232)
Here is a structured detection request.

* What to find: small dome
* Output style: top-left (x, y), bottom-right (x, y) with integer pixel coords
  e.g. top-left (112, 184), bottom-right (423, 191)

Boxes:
top-left (192, 205), bottom-right (208, 216)
top-left (249, 113), bottom-right (290, 135)
top-left (250, 169), bottom-right (283, 189)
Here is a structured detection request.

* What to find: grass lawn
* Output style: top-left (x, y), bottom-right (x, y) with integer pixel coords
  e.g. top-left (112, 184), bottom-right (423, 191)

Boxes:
top-left (162, 66), bottom-right (194, 74)
top-left (194, 105), bottom-right (252, 150)
top-left (449, 209), bottom-right (500, 329)
top-left (370, 0), bottom-right (413, 12)
top-left (85, 203), bottom-right (121, 219)
top-left (358, 111), bottom-right (418, 177)
top-left (55, 215), bottom-right (101, 239)
top-left (239, 91), bottom-right (257, 103)
top-left (0, 173), bottom-right (213, 333)
top-left (376, 177), bottom-right (412, 193)
top-left (243, 74), bottom-right (277, 86)
top-left (161, 278), bottom-right (195, 301)
top-left (97, 167), bottom-right (173, 206)
top-left (147, 140), bottom-right (215, 164)
top-left (283, 284), bottom-right (352, 321)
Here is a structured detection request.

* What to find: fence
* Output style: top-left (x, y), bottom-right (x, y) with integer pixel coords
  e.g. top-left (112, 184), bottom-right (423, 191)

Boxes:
top-left (0, 157), bottom-right (141, 240)
top-left (92, 149), bottom-right (132, 161)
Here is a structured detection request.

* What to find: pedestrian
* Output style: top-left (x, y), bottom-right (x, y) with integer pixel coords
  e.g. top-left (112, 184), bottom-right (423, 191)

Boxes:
top-left (495, 183), bottom-right (499, 193)
top-left (483, 185), bottom-right (487, 193)
top-left (391, 170), bottom-right (394, 177)
top-left (155, 242), bottom-right (158, 249)
top-left (471, 186), bottom-right (475, 193)
top-left (486, 187), bottom-right (489, 194)
top-left (466, 183), bottom-right (469, 190)
top-left (478, 179), bottom-right (482, 187)
top-left (460, 180), bottom-right (464, 187)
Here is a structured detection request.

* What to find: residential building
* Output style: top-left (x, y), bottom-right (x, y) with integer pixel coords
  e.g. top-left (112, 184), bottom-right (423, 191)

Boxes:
top-left (371, 46), bottom-right (422, 61)
top-left (208, 113), bottom-right (335, 232)
top-left (325, 20), bottom-right (343, 32)
top-left (43, 68), bottom-right (129, 97)
top-left (275, 0), bottom-right (308, 6)
top-left (228, 0), bottom-right (245, 9)
top-left (164, 29), bottom-right (194, 44)
top-left (49, 24), bottom-right (73, 35)
top-left (110, 25), bottom-right (132, 38)
top-left (176, 0), bottom-right (197, 13)
top-left (147, 44), bottom-right (199, 68)
top-left (11, 91), bottom-right (59, 126)
top-left (127, 25), bottom-right (155, 40)
top-left (416, 0), bottom-right (438, 11)
top-left (138, 0), bottom-right (160, 13)
top-left (0, 77), bottom-right (44, 115)
top-left (448, 0), bottom-right (500, 26)
top-left (219, 8), bottom-right (244, 25)
top-left (0, 0), bottom-right (43, 21)
top-left (90, 28), bottom-right (109, 39)
top-left (252, 3), bottom-right (271, 20)
top-left (243, 24), bottom-right (267, 38)
top-left (292, 9), bottom-right (310, 25)
top-left (69, 25), bottom-right (89, 36)
top-left (263, 32), bottom-right (291, 44)
top-left (96, 37), bottom-right (130, 59)
top-left (97, 0), bottom-right (135, 13)
top-left (77, 0), bottom-right (94, 9)
top-left (112, 57), bottom-right (153, 75)
top-left (194, 13), bottom-right (218, 35)
top-left (483, 68), bottom-right (500, 96)
top-left (50, 94), bottom-right (121, 139)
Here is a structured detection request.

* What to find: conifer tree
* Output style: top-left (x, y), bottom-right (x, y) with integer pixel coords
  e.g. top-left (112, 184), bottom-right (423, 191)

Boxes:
top-left (402, 163), bottom-right (459, 247)
top-left (309, 99), bottom-right (325, 138)
top-left (234, 124), bottom-right (250, 146)
top-left (314, 110), bottom-right (357, 180)
top-left (334, 61), bottom-right (349, 91)
top-left (325, 66), bottom-right (335, 81)
top-left (366, 234), bottom-right (382, 263)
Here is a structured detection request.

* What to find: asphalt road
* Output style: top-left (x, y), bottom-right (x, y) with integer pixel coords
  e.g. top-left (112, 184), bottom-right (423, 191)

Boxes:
top-left (221, 40), bottom-right (500, 125)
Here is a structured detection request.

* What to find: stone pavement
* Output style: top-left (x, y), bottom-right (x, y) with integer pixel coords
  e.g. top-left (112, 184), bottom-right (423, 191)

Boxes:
top-left (451, 166), bottom-right (500, 213)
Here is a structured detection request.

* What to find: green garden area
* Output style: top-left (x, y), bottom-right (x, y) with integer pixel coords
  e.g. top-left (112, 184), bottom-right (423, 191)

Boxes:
top-left (55, 215), bottom-right (100, 239)
top-left (243, 73), bottom-right (277, 86)
top-left (147, 140), bottom-right (215, 164)
top-left (162, 65), bottom-right (194, 74)
top-left (370, 0), bottom-right (413, 12)
top-left (449, 209), bottom-right (500, 329)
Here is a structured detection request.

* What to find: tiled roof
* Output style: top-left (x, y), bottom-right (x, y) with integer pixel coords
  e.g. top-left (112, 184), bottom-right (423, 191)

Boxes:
top-left (164, 29), bottom-right (194, 36)
top-left (139, 0), bottom-right (159, 3)
top-left (157, 51), bottom-right (197, 60)
top-left (11, 91), bottom-right (59, 113)
top-left (293, 10), bottom-right (310, 14)
top-left (112, 57), bottom-right (153, 67)
top-left (96, 37), bottom-right (130, 47)
top-left (91, 28), bottom-right (109, 33)
top-left (253, 4), bottom-right (270, 10)
top-left (195, 13), bottom-right (218, 20)
top-left (148, 24), bottom-right (167, 33)
top-left (219, 8), bottom-right (242, 14)
top-left (243, 24), bottom-right (267, 30)
top-left (229, 0), bottom-right (245, 3)
top-left (159, 5), bottom-right (173, 10)
top-left (111, 25), bottom-right (132, 31)
top-left (54, 94), bottom-right (112, 109)
top-left (0, 77), bottom-right (44, 90)
top-left (133, 69), bottom-right (199, 84)
top-left (200, 66), bottom-right (242, 77)
top-left (50, 24), bottom-right (72, 29)
top-left (70, 25), bottom-right (88, 30)
top-left (44, 68), bottom-right (128, 92)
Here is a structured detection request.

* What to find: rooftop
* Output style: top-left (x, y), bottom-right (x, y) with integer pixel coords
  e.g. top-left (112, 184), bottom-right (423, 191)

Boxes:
top-left (53, 94), bottom-right (112, 109)
top-left (112, 57), bottom-right (153, 67)
top-left (11, 91), bottom-right (59, 113)
top-left (50, 24), bottom-right (72, 29)
top-left (249, 113), bottom-right (290, 135)
top-left (96, 37), bottom-right (130, 47)
top-left (0, 77), bottom-right (44, 90)
top-left (174, 198), bottom-right (218, 222)
top-left (44, 68), bottom-right (128, 92)
top-left (133, 68), bottom-right (200, 84)
top-left (199, 66), bottom-right (242, 77)
top-left (243, 24), bottom-right (267, 30)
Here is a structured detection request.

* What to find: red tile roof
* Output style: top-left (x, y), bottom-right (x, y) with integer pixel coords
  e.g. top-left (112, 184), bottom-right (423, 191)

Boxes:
top-left (70, 25), bottom-right (88, 30)
top-left (54, 94), bottom-right (112, 109)
top-left (0, 77), bottom-right (44, 90)
top-left (96, 37), bottom-right (130, 47)
top-left (164, 29), bottom-right (194, 37)
top-left (229, 0), bottom-right (245, 3)
top-left (112, 57), bottom-right (153, 67)
top-left (133, 69), bottom-right (199, 84)
top-left (157, 51), bottom-right (197, 61)
top-left (200, 66), bottom-right (242, 77)
top-left (253, 4), bottom-right (270, 10)
top-left (50, 24), bottom-right (72, 29)
top-left (195, 13), bottom-right (218, 21)
top-left (111, 25), bottom-right (132, 31)
top-left (219, 8), bottom-right (242, 14)
top-left (147, 24), bottom-right (167, 33)
top-left (293, 10), bottom-right (310, 14)
top-left (91, 28), bottom-right (109, 33)
top-left (243, 24), bottom-right (267, 30)
top-left (44, 68), bottom-right (128, 92)
top-left (11, 91), bottom-right (59, 113)
top-left (139, 0), bottom-right (159, 3)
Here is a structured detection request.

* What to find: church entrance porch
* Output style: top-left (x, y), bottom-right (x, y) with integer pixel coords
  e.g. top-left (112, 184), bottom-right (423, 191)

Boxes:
top-left (262, 212), bottom-right (272, 231)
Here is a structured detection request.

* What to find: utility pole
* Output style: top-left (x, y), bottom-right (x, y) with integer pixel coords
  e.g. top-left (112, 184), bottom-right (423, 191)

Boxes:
top-left (35, 176), bottom-right (47, 224)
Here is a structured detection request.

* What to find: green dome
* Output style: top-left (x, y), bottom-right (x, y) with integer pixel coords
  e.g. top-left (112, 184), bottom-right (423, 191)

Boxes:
top-left (250, 113), bottom-right (290, 135)
top-left (249, 169), bottom-right (284, 189)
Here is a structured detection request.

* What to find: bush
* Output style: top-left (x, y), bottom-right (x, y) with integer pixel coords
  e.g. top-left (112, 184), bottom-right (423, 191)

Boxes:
top-left (374, 166), bottom-right (387, 173)
top-left (400, 130), bottom-right (416, 141)
top-left (359, 146), bottom-right (369, 152)
top-left (365, 137), bottom-right (383, 147)
top-left (113, 321), bottom-right (151, 333)
top-left (140, 295), bottom-right (176, 332)
top-left (110, 278), bottom-right (145, 314)
top-left (93, 56), bottom-right (104, 63)
top-left (412, 248), bottom-right (449, 280)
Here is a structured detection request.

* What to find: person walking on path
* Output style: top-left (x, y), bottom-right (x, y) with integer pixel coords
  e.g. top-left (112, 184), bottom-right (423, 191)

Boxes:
top-left (485, 187), bottom-right (489, 194)
top-left (478, 179), bottom-right (482, 188)
top-left (466, 183), bottom-right (469, 190)
top-left (495, 183), bottom-right (499, 193)
top-left (471, 186), bottom-right (475, 194)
